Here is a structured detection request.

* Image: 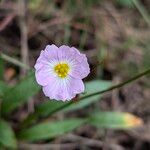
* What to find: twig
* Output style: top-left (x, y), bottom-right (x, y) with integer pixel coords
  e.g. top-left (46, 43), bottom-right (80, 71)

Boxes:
top-left (18, 143), bottom-right (77, 150)
top-left (111, 77), bottom-right (121, 110)
top-left (29, 18), bottom-right (70, 38)
top-left (19, 0), bottom-right (34, 113)
top-left (19, 0), bottom-right (29, 75)
top-left (63, 134), bottom-right (125, 150)
top-left (0, 13), bottom-right (16, 32)
top-left (18, 133), bottom-right (124, 150)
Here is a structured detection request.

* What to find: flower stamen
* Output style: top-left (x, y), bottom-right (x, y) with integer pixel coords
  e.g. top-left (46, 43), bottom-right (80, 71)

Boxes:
top-left (54, 63), bottom-right (69, 78)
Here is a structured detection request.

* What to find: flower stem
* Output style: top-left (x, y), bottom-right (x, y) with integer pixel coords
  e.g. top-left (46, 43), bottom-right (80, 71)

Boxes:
top-left (21, 68), bottom-right (150, 127)
top-left (51, 68), bottom-right (150, 114)
top-left (82, 68), bottom-right (150, 99)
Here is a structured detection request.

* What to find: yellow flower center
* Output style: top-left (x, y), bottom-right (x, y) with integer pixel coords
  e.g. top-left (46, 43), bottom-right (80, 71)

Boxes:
top-left (54, 63), bottom-right (70, 78)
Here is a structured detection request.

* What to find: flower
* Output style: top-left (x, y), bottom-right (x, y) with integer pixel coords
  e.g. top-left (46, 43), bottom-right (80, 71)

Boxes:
top-left (34, 44), bottom-right (90, 101)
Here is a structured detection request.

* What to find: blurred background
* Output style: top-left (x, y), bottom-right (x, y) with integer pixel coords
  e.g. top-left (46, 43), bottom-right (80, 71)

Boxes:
top-left (0, 0), bottom-right (150, 150)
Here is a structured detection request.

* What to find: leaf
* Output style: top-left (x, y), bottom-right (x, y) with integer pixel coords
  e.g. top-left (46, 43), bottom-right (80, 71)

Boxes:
top-left (17, 119), bottom-right (86, 142)
top-left (1, 72), bottom-right (40, 115)
top-left (0, 119), bottom-right (17, 148)
top-left (89, 112), bottom-right (143, 129)
top-left (62, 80), bottom-right (112, 112)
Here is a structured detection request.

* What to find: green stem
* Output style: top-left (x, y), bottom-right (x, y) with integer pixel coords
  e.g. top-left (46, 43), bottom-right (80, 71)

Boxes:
top-left (50, 68), bottom-right (150, 115)
top-left (0, 53), bottom-right (30, 70)
top-left (21, 68), bottom-right (150, 127)
top-left (82, 68), bottom-right (150, 98)
top-left (132, 0), bottom-right (150, 26)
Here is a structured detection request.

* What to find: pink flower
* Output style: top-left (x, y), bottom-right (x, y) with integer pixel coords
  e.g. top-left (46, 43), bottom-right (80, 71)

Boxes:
top-left (34, 44), bottom-right (90, 101)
